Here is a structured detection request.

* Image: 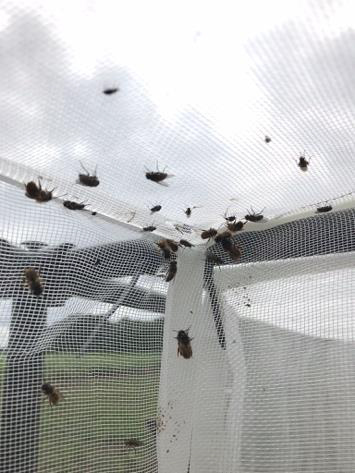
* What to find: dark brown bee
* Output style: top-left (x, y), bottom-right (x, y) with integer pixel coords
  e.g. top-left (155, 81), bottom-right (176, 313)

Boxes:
top-left (184, 206), bottom-right (201, 217)
top-left (156, 239), bottom-right (178, 252)
top-left (215, 230), bottom-right (232, 242)
top-left (206, 253), bottom-right (223, 265)
top-left (103, 87), bottom-right (119, 95)
top-left (91, 211), bottom-right (97, 216)
top-left (23, 268), bottom-right (43, 296)
top-left (245, 207), bottom-right (264, 222)
top-left (124, 438), bottom-right (144, 452)
top-left (63, 200), bottom-right (88, 210)
top-left (175, 328), bottom-right (193, 359)
top-left (215, 231), bottom-right (241, 261)
top-left (166, 260), bottom-right (177, 282)
top-left (41, 383), bottom-right (62, 407)
top-left (78, 161), bottom-right (99, 187)
top-left (227, 220), bottom-right (244, 232)
top-left (297, 152), bottom-right (310, 171)
top-left (25, 179), bottom-right (57, 202)
top-left (223, 209), bottom-right (236, 222)
top-left (201, 228), bottom-right (218, 240)
top-left (145, 163), bottom-right (171, 184)
top-left (316, 205), bottom-right (332, 213)
top-left (143, 225), bottom-right (157, 232)
top-left (179, 239), bottom-right (193, 248)
top-left (265, 135), bottom-right (271, 143)
top-left (150, 204), bottom-right (162, 213)
top-left (156, 240), bottom-right (172, 259)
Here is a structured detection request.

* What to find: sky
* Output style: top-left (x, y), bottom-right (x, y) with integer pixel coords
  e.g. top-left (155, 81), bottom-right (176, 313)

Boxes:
top-left (0, 0), bottom-right (355, 345)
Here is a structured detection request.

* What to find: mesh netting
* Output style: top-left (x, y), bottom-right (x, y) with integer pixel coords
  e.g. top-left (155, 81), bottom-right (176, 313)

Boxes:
top-left (1, 1), bottom-right (355, 472)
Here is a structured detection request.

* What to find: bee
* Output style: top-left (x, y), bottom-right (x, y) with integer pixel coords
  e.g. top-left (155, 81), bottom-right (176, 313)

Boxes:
top-left (124, 438), bottom-right (144, 452)
top-left (63, 200), bottom-right (88, 210)
top-left (179, 239), bottom-right (193, 248)
top-left (156, 239), bottom-right (179, 253)
top-left (223, 208), bottom-right (236, 222)
top-left (145, 162), bottom-right (173, 185)
top-left (201, 228), bottom-right (218, 240)
top-left (41, 383), bottom-right (63, 407)
top-left (206, 253), bottom-right (223, 265)
top-left (184, 206), bottom-right (201, 218)
top-left (23, 268), bottom-right (43, 296)
top-left (174, 328), bottom-right (193, 359)
top-left (316, 205), bottom-right (332, 213)
top-left (156, 241), bottom-right (171, 259)
top-left (245, 207), bottom-right (264, 222)
top-left (265, 135), bottom-right (271, 143)
top-left (227, 220), bottom-right (244, 232)
top-left (143, 225), bottom-right (157, 232)
top-left (215, 232), bottom-right (241, 261)
top-left (77, 161), bottom-right (100, 187)
top-left (150, 204), bottom-right (162, 213)
top-left (25, 179), bottom-right (57, 202)
top-left (166, 260), bottom-right (177, 282)
top-left (103, 87), bottom-right (119, 95)
top-left (297, 151), bottom-right (311, 171)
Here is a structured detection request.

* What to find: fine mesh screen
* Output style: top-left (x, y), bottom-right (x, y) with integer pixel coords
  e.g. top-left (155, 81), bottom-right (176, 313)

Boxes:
top-left (1, 1), bottom-right (355, 472)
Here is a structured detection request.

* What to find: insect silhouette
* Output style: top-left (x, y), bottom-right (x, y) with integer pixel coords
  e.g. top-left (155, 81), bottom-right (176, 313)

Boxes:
top-left (23, 268), bottom-right (43, 296)
top-left (265, 135), bottom-right (271, 143)
top-left (63, 200), bottom-right (88, 211)
top-left (78, 161), bottom-right (99, 187)
top-left (227, 220), bottom-right (244, 233)
top-left (297, 151), bottom-right (311, 171)
top-left (145, 162), bottom-right (173, 185)
top-left (143, 225), bottom-right (157, 232)
top-left (156, 241), bottom-right (171, 259)
top-left (103, 87), bottom-right (119, 95)
top-left (201, 228), bottom-right (218, 240)
top-left (41, 383), bottom-right (63, 407)
top-left (206, 253), bottom-right (223, 265)
top-left (316, 205), bottom-right (332, 213)
top-left (223, 208), bottom-right (236, 222)
top-left (25, 179), bottom-right (58, 202)
top-left (184, 206), bottom-right (201, 218)
top-left (245, 207), bottom-right (264, 222)
top-left (124, 438), bottom-right (144, 452)
top-left (157, 239), bottom-right (179, 253)
top-left (150, 204), bottom-right (162, 213)
top-left (174, 328), bottom-right (193, 359)
top-left (215, 231), bottom-right (241, 260)
top-left (166, 261), bottom-right (177, 282)
top-left (179, 239), bottom-right (193, 248)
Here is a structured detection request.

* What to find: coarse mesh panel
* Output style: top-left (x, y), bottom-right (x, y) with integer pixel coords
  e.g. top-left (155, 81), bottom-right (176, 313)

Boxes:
top-left (0, 1), bottom-right (355, 473)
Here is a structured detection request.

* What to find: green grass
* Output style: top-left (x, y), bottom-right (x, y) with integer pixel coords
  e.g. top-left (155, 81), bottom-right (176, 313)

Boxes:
top-left (3, 352), bottom-right (161, 473)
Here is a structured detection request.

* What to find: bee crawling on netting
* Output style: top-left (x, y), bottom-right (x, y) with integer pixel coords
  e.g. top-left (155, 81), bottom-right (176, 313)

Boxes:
top-left (297, 151), bottom-right (311, 171)
top-left (156, 239), bottom-right (179, 254)
top-left (166, 260), bottom-right (177, 282)
top-left (77, 161), bottom-right (100, 187)
top-left (150, 204), bottom-right (162, 214)
top-left (41, 382), bottom-right (63, 407)
top-left (25, 179), bottom-right (59, 203)
top-left (227, 220), bottom-right (245, 233)
top-left (145, 162), bottom-right (174, 185)
top-left (245, 207), bottom-right (264, 222)
top-left (103, 87), bottom-right (119, 95)
top-left (215, 231), bottom-right (242, 261)
top-left (63, 200), bottom-right (89, 211)
top-left (124, 438), bottom-right (144, 453)
top-left (316, 204), bottom-right (332, 213)
top-left (206, 252), bottom-right (223, 266)
top-left (200, 228), bottom-right (218, 241)
top-left (23, 268), bottom-right (43, 296)
top-left (174, 328), bottom-right (193, 359)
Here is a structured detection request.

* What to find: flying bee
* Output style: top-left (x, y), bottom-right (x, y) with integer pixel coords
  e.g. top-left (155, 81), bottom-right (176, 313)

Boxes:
top-left (103, 87), bottom-right (119, 95)
top-left (145, 162), bottom-right (173, 185)
top-left (297, 151), bottom-right (311, 171)
top-left (77, 161), bottom-right (100, 187)
top-left (166, 260), bottom-right (177, 282)
top-left (143, 225), bottom-right (157, 232)
top-left (150, 204), bottom-right (162, 213)
top-left (63, 200), bottom-right (88, 211)
top-left (227, 220), bottom-right (244, 232)
top-left (265, 135), bottom-right (271, 143)
top-left (201, 228), bottom-right (218, 240)
top-left (179, 239), bottom-right (193, 248)
top-left (174, 328), bottom-right (193, 359)
top-left (41, 383), bottom-right (63, 407)
top-left (245, 207), bottom-right (264, 222)
top-left (23, 268), bottom-right (43, 296)
top-left (316, 205), bottom-right (332, 213)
